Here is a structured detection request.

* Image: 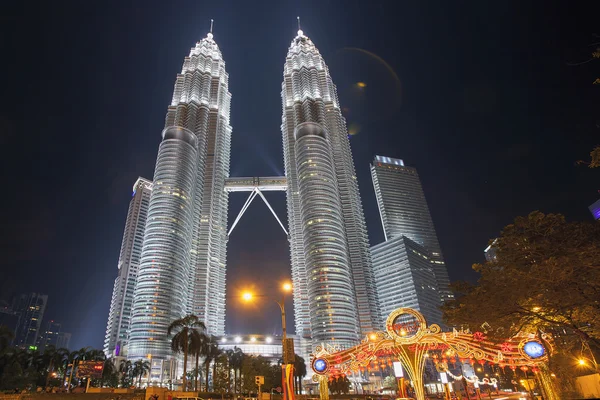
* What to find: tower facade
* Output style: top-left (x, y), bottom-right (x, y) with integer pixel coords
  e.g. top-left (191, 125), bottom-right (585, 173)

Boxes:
top-left (282, 30), bottom-right (381, 347)
top-left (104, 177), bottom-right (152, 357)
top-left (13, 293), bottom-right (47, 348)
top-left (37, 320), bottom-right (62, 351)
top-left (127, 31), bottom-right (231, 361)
top-left (370, 156), bottom-right (452, 303)
top-left (371, 236), bottom-right (442, 326)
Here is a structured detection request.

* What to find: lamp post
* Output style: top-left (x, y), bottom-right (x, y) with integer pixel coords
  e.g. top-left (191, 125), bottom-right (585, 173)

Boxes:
top-left (242, 282), bottom-right (294, 399)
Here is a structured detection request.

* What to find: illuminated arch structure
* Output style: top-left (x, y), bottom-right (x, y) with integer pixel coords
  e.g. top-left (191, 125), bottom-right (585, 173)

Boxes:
top-left (310, 308), bottom-right (558, 400)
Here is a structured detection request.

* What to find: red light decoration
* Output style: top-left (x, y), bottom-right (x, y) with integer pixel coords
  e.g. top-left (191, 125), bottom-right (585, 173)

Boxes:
top-left (473, 332), bottom-right (485, 341)
top-left (501, 342), bottom-right (512, 353)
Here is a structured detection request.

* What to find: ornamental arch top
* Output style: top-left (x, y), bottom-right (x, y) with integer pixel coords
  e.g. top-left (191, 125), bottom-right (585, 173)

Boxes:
top-left (310, 307), bottom-right (558, 400)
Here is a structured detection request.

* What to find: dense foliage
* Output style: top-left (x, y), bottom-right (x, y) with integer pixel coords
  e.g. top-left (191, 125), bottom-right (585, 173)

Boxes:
top-left (0, 339), bottom-right (112, 391)
top-left (443, 212), bottom-right (600, 395)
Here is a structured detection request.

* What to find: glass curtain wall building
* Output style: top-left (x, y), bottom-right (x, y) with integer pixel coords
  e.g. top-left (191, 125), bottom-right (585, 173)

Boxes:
top-left (13, 293), bottom-right (47, 347)
top-left (370, 156), bottom-right (452, 303)
top-left (372, 236), bottom-right (442, 326)
top-left (281, 30), bottom-right (381, 349)
top-left (127, 30), bottom-right (232, 362)
top-left (104, 177), bottom-right (152, 358)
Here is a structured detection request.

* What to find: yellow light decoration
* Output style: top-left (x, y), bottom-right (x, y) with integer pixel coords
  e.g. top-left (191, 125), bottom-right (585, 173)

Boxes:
top-left (310, 307), bottom-right (556, 400)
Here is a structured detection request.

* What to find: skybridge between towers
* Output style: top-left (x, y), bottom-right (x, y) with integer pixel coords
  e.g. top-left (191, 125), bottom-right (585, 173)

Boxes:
top-left (225, 177), bottom-right (288, 237)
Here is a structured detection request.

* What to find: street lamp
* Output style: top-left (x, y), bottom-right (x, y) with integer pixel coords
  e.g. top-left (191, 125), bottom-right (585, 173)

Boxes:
top-left (242, 282), bottom-right (295, 397)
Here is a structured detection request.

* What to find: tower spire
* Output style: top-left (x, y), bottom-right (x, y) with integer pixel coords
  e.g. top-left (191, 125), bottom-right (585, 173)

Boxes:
top-left (207, 19), bottom-right (214, 40)
top-left (297, 16), bottom-right (303, 36)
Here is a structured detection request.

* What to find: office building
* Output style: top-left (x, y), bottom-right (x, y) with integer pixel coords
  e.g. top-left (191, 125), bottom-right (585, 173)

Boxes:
top-left (56, 332), bottom-right (71, 350)
top-left (372, 236), bottom-right (442, 326)
top-left (12, 293), bottom-right (47, 348)
top-left (370, 156), bottom-right (452, 303)
top-left (119, 25), bottom-right (384, 372)
top-left (104, 177), bottom-right (152, 358)
top-left (37, 320), bottom-right (61, 351)
top-left (281, 29), bottom-right (381, 348)
top-left (127, 28), bottom-right (231, 362)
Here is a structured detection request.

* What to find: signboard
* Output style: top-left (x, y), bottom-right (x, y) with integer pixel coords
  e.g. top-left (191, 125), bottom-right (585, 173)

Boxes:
top-left (440, 372), bottom-right (448, 384)
top-left (76, 361), bottom-right (104, 378)
top-left (393, 361), bottom-right (404, 378)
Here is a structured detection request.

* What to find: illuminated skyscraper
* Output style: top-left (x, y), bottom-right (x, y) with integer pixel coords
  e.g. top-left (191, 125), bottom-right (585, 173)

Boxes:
top-left (127, 29), bottom-right (231, 362)
top-left (282, 29), bottom-right (381, 348)
top-left (13, 293), bottom-right (47, 348)
top-left (104, 177), bottom-right (152, 358)
top-left (37, 320), bottom-right (62, 351)
top-left (372, 236), bottom-right (442, 326)
top-left (370, 156), bottom-right (452, 303)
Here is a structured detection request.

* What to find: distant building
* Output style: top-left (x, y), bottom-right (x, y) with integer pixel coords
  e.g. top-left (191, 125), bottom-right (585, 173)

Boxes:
top-left (370, 156), bottom-right (452, 304)
top-left (0, 304), bottom-right (20, 343)
top-left (12, 293), bottom-right (48, 348)
top-left (589, 199), bottom-right (600, 220)
top-left (372, 236), bottom-right (443, 327)
top-left (104, 177), bottom-right (152, 358)
top-left (37, 320), bottom-right (61, 351)
top-left (56, 332), bottom-right (71, 350)
top-left (484, 239), bottom-right (498, 262)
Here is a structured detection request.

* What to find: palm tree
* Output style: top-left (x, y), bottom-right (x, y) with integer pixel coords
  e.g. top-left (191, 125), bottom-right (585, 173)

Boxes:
top-left (210, 339), bottom-right (223, 392)
top-left (132, 360), bottom-right (151, 388)
top-left (168, 314), bottom-right (206, 391)
top-left (225, 349), bottom-right (234, 393)
top-left (230, 347), bottom-right (244, 395)
top-left (118, 359), bottom-right (133, 387)
top-left (293, 355), bottom-right (307, 394)
top-left (190, 331), bottom-right (209, 391)
top-left (201, 336), bottom-right (222, 392)
top-left (43, 345), bottom-right (69, 387)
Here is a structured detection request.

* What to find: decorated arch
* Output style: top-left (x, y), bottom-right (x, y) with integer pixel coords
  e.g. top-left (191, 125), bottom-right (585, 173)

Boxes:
top-left (310, 308), bottom-right (558, 400)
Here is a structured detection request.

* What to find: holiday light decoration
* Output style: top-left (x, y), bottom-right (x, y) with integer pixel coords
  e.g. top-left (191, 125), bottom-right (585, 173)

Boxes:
top-left (310, 308), bottom-right (559, 400)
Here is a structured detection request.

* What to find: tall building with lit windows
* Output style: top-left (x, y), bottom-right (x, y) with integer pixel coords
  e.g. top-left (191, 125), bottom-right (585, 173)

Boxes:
top-left (12, 292), bottom-right (47, 348)
top-left (371, 236), bottom-right (442, 326)
top-left (127, 29), bottom-right (231, 364)
top-left (370, 156), bottom-right (452, 304)
top-left (281, 29), bottom-right (381, 349)
top-left (104, 177), bottom-right (152, 358)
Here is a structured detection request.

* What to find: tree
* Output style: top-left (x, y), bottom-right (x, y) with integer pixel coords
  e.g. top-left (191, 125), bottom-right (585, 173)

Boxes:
top-left (203, 335), bottom-right (222, 391)
top-left (43, 345), bottom-right (69, 387)
top-left (229, 346), bottom-right (244, 395)
top-left (132, 360), bottom-right (150, 388)
top-left (99, 359), bottom-right (119, 388)
top-left (190, 331), bottom-right (209, 391)
top-left (118, 359), bottom-right (133, 387)
top-left (443, 211), bottom-right (600, 347)
top-left (293, 354), bottom-right (307, 394)
top-left (168, 314), bottom-right (206, 391)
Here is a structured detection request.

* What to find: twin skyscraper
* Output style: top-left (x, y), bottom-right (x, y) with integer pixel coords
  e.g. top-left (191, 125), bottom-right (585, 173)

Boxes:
top-left (104, 26), bottom-right (450, 367)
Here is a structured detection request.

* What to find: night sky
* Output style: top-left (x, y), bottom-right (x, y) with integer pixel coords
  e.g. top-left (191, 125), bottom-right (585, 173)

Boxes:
top-left (1, 1), bottom-right (598, 350)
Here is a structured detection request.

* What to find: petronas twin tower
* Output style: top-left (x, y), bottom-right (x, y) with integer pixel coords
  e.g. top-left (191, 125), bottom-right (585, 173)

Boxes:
top-left (119, 26), bottom-right (380, 362)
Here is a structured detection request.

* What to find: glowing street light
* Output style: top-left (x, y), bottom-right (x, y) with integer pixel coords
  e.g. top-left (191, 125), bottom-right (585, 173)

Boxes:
top-left (579, 359), bottom-right (586, 366)
top-left (240, 282), bottom-right (295, 399)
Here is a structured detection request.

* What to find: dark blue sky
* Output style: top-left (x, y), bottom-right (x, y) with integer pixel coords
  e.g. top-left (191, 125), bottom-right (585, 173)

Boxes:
top-left (1, 1), bottom-right (598, 350)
